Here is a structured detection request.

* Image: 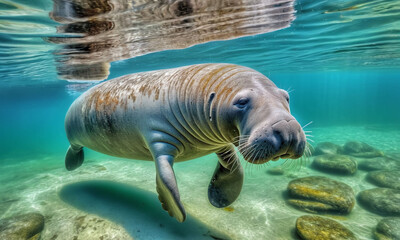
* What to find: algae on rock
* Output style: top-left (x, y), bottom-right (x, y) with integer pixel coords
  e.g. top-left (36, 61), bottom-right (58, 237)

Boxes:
top-left (341, 141), bottom-right (384, 158)
top-left (296, 215), bottom-right (358, 240)
top-left (312, 154), bottom-right (357, 175)
top-left (374, 217), bottom-right (400, 240)
top-left (0, 212), bottom-right (44, 240)
top-left (358, 188), bottom-right (400, 216)
top-left (313, 142), bottom-right (342, 156)
top-left (287, 176), bottom-right (355, 214)
top-left (367, 170), bottom-right (400, 190)
top-left (358, 157), bottom-right (400, 171)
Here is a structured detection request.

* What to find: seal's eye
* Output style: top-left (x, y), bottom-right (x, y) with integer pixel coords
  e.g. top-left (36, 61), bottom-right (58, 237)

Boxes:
top-left (281, 91), bottom-right (289, 104)
top-left (234, 98), bottom-right (249, 108)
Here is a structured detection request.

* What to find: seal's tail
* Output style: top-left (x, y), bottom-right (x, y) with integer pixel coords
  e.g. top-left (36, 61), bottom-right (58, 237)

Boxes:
top-left (65, 145), bottom-right (84, 171)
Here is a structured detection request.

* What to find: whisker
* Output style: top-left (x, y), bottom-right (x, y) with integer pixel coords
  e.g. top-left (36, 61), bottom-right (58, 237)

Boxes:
top-left (226, 154), bottom-right (237, 172)
top-left (235, 139), bottom-right (251, 149)
top-left (302, 121), bottom-right (313, 129)
top-left (304, 148), bottom-right (311, 158)
top-left (245, 150), bottom-right (253, 176)
top-left (245, 148), bottom-right (257, 163)
top-left (261, 148), bottom-right (271, 169)
top-left (286, 87), bottom-right (294, 94)
top-left (307, 140), bottom-right (315, 150)
top-left (253, 149), bottom-right (262, 164)
top-left (232, 134), bottom-right (251, 142)
top-left (246, 148), bottom-right (259, 175)
top-left (281, 159), bottom-right (289, 168)
top-left (241, 147), bottom-right (252, 163)
top-left (281, 159), bottom-right (292, 169)
top-left (233, 147), bottom-right (245, 173)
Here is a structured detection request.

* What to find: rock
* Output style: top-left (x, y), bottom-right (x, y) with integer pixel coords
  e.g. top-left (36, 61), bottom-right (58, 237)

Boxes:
top-left (374, 217), bottom-right (400, 240)
top-left (41, 211), bottom-right (136, 240)
top-left (296, 215), bottom-right (357, 240)
top-left (287, 176), bottom-right (355, 214)
top-left (74, 215), bottom-right (133, 240)
top-left (287, 173), bottom-right (300, 179)
top-left (0, 212), bottom-right (44, 240)
top-left (312, 154), bottom-right (357, 175)
top-left (266, 167), bottom-right (285, 175)
top-left (358, 157), bottom-right (400, 171)
top-left (358, 188), bottom-right (400, 216)
top-left (367, 171), bottom-right (400, 190)
top-left (341, 141), bottom-right (384, 158)
top-left (313, 142), bottom-right (342, 156)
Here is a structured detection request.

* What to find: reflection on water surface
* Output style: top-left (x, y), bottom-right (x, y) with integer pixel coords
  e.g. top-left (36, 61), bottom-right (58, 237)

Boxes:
top-left (49, 0), bottom-right (295, 81)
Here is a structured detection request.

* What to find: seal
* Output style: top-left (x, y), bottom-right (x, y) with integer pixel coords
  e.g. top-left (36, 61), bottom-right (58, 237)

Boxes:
top-left (65, 63), bottom-right (306, 222)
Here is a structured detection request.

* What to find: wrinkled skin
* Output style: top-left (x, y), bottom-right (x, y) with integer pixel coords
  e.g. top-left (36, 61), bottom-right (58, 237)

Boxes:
top-left (64, 63), bottom-right (306, 222)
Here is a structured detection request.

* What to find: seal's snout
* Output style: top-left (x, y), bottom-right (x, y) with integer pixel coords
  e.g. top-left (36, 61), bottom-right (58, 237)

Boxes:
top-left (271, 119), bottom-right (306, 159)
top-left (242, 119), bottom-right (306, 164)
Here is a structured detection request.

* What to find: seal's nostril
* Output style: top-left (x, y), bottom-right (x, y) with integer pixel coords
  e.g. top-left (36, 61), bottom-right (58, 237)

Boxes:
top-left (270, 132), bottom-right (282, 151)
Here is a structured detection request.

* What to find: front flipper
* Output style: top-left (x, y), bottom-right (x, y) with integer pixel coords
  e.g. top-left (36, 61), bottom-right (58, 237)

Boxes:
top-left (155, 154), bottom-right (186, 222)
top-left (65, 145), bottom-right (84, 171)
top-left (208, 145), bottom-right (244, 208)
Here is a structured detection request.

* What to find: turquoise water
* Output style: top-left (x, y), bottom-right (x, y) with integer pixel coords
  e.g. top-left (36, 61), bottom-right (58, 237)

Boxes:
top-left (1, 0), bottom-right (400, 239)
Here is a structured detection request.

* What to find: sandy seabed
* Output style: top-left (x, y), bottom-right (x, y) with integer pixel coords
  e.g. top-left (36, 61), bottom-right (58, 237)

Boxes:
top-left (1, 125), bottom-right (399, 240)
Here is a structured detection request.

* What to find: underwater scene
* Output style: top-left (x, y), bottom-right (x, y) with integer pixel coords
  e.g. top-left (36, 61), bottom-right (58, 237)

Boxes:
top-left (1, 0), bottom-right (400, 239)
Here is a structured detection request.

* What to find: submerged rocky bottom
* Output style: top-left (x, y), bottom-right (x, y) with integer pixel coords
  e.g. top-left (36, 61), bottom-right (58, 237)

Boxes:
top-left (0, 125), bottom-right (400, 240)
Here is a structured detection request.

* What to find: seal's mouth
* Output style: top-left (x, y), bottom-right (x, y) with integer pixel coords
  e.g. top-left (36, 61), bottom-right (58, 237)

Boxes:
top-left (239, 143), bottom-right (305, 164)
top-left (240, 149), bottom-right (299, 164)
top-left (238, 119), bottom-right (306, 164)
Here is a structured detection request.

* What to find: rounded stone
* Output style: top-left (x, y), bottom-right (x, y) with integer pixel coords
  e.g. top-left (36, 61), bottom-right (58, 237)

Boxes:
top-left (374, 217), bottom-right (400, 240)
top-left (266, 167), bottom-right (285, 175)
top-left (287, 176), bottom-right (355, 214)
top-left (341, 141), bottom-right (384, 158)
top-left (367, 171), bottom-right (400, 190)
top-left (0, 212), bottom-right (44, 240)
top-left (358, 157), bottom-right (400, 171)
top-left (312, 154), bottom-right (357, 175)
top-left (313, 142), bottom-right (342, 156)
top-left (296, 215), bottom-right (357, 240)
top-left (358, 188), bottom-right (400, 216)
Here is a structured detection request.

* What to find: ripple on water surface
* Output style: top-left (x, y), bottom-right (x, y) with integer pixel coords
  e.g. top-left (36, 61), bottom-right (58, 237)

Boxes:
top-left (0, 0), bottom-right (399, 86)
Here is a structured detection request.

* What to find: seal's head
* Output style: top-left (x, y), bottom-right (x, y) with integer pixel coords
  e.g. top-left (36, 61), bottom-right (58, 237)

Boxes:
top-left (226, 71), bottom-right (306, 164)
